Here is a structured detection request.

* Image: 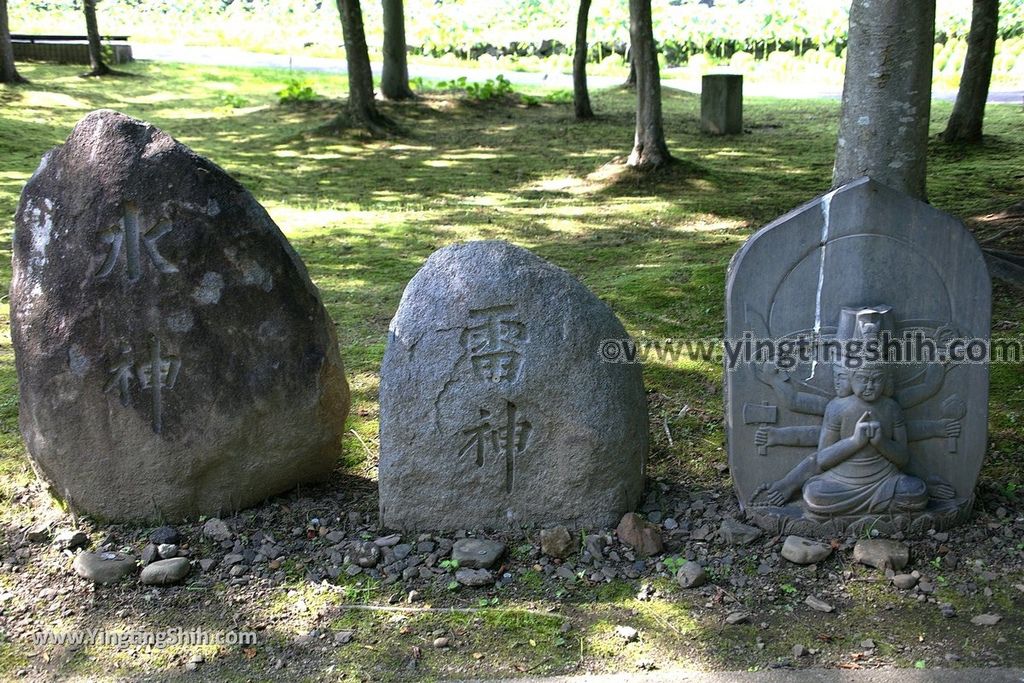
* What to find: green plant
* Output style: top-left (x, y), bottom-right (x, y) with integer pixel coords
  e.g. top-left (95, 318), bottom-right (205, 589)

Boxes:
top-left (340, 578), bottom-right (380, 602)
top-left (446, 579), bottom-right (459, 591)
top-left (436, 76), bottom-right (469, 90)
top-left (465, 74), bottom-right (514, 101)
top-left (100, 43), bottom-right (116, 65)
top-left (860, 518), bottom-right (880, 539)
top-left (663, 556), bottom-right (687, 574)
top-left (780, 583), bottom-right (797, 595)
top-left (439, 75), bottom-right (518, 102)
top-left (542, 89), bottom-right (573, 104)
top-left (477, 597), bottom-right (499, 607)
top-left (277, 78), bottom-right (318, 104)
top-left (219, 93), bottom-right (249, 109)
top-left (439, 558), bottom-right (460, 571)
top-left (511, 543), bottom-right (534, 560)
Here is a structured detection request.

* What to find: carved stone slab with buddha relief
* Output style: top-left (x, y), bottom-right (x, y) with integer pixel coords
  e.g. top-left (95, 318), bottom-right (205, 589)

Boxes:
top-left (725, 178), bottom-right (990, 537)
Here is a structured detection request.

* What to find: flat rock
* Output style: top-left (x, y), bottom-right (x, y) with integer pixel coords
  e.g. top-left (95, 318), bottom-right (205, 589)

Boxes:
top-left (73, 551), bottom-right (136, 584)
top-left (455, 568), bottom-right (494, 587)
top-left (157, 543), bottom-right (178, 559)
top-left (26, 522), bottom-right (51, 543)
top-left (584, 534), bottom-right (606, 562)
top-left (452, 538), bottom-right (505, 569)
top-left (892, 573), bottom-right (918, 590)
top-left (53, 530), bottom-right (89, 551)
top-left (11, 109), bottom-right (350, 521)
top-left (374, 534), bottom-right (401, 547)
top-left (675, 561), bottom-right (708, 589)
top-left (970, 613), bottom-right (1002, 626)
top-left (378, 241), bottom-right (647, 530)
top-left (149, 526), bottom-right (180, 545)
top-left (725, 611), bottom-right (750, 625)
top-left (719, 518), bottom-right (762, 546)
top-left (781, 536), bottom-right (832, 565)
top-left (203, 518), bottom-right (232, 542)
top-left (540, 526), bottom-right (574, 559)
top-left (616, 513), bottom-right (664, 557)
top-left (140, 557), bottom-right (191, 585)
top-left (615, 625), bottom-right (639, 643)
top-left (141, 544), bottom-right (159, 566)
top-left (804, 595), bottom-right (834, 613)
top-left (853, 539), bottom-right (909, 571)
top-left (223, 553), bottom-right (244, 567)
top-left (346, 541), bottom-right (381, 569)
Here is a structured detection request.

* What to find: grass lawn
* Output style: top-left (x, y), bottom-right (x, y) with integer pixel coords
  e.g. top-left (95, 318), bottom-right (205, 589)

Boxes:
top-left (0, 61), bottom-right (1022, 680)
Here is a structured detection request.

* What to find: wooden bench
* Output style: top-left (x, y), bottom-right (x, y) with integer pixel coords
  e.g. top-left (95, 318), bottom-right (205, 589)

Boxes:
top-left (10, 34), bottom-right (133, 66)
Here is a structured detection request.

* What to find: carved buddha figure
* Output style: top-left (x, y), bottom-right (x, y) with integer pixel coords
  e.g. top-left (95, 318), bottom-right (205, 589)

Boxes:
top-left (801, 363), bottom-right (929, 519)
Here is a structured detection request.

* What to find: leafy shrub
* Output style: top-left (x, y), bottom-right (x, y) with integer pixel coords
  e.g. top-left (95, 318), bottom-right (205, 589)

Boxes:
top-left (438, 75), bottom-right (524, 103)
top-left (219, 93), bottom-right (249, 109)
top-left (465, 74), bottom-right (514, 101)
top-left (277, 78), bottom-right (318, 104)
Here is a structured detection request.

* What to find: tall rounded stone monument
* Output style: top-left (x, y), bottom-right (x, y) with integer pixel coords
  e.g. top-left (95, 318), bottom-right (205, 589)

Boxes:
top-left (11, 110), bottom-right (350, 521)
top-left (379, 241), bottom-right (648, 531)
top-left (725, 178), bottom-right (990, 537)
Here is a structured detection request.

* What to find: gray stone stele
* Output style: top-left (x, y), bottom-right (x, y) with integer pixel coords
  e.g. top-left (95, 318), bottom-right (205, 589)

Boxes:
top-left (10, 110), bottom-right (350, 522)
top-left (701, 74), bottom-right (743, 135)
top-left (725, 177), bottom-right (990, 537)
top-left (379, 240), bottom-right (648, 531)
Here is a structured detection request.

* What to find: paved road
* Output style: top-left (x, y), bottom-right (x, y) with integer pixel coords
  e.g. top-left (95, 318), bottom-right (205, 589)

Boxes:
top-left (458, 669), bottom-right (1024, 683)
top-left (133, 43), bottom-right (1023, 104)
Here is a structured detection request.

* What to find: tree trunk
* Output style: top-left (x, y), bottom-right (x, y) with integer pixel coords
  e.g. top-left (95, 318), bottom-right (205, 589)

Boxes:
top-left (942, 0), bottom-right (998, 143)
top-left (83, 0), bottom-right (110, 76)
top-left (623, 50), bottom-right (636, 89)
top-left (335, 0), bottom-right (390, 132)
top-left (832, 0), bottom-right (935, 200)
top-left (573, 0), bottom-right (594, 120)
top-left (0, 0), bottom-right (27, 84)
top-left (381, 0), bottom-right (414, 100)
top-left (627, 0), bottom-right (671, 169)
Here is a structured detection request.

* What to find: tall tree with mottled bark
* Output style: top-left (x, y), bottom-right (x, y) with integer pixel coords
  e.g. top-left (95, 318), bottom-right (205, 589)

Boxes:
top-left (1, 0), bottom-right (27, 84)
top-left (942, 0), bottom-right (999, 143)
top-left (626, 0), bottom-right (670, 169)
top-left (573, 0), bottom-right (594, 119)
top-left (83, 0), bottom-right (111, 76)
top-left (833, 0), bottom-right (935, 199)
top-left (333, 0), bottom-right (391, 133)
top-left (381, 0), bottom-right (414, 100)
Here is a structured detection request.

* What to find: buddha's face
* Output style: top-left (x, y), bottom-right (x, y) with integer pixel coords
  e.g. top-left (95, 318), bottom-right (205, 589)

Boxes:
top-left (832, 367), bottom-right (851, 397)
top-left (851, 368), bottom-right (886, 401)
